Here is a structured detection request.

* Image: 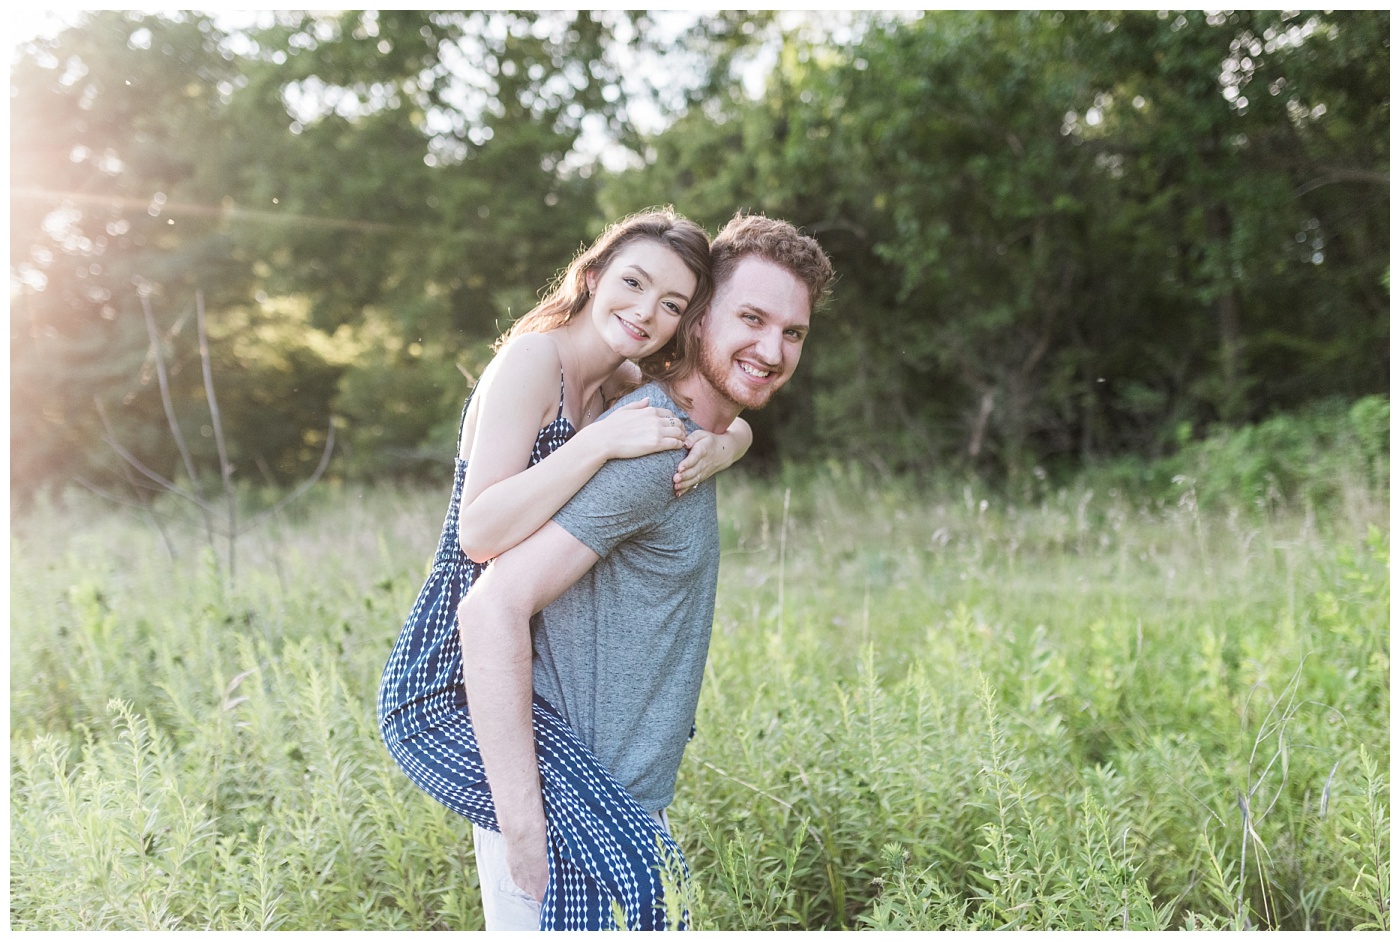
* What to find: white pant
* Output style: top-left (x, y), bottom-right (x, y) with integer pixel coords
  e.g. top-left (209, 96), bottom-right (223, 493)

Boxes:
top-left (472, 809), bottom-right (670, 931)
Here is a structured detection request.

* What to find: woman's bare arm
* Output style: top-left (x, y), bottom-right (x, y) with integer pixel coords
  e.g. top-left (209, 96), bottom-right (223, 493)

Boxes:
top-left (456, 335), bottom-right (685, 562)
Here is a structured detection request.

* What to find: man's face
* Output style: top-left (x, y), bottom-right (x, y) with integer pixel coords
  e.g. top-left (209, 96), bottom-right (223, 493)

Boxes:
top-left (696, 256), bottom-right (811, 412)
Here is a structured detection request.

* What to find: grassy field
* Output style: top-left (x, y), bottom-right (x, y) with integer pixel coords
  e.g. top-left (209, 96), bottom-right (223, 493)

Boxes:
top-left (9, 460), bottom-right (1389, 929)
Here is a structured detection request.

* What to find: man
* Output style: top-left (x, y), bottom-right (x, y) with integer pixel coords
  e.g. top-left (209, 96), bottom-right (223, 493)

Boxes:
top-left (458, 213), bottom-right (834, 930)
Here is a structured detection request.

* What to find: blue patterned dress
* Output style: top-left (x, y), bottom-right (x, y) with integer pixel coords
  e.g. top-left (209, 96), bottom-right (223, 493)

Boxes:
top-left (377, 374), bottom-right (687, 930)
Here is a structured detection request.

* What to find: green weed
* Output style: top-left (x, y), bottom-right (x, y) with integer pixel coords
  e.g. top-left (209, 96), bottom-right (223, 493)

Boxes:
top-left (10, 459), bottom-right (1388, 929)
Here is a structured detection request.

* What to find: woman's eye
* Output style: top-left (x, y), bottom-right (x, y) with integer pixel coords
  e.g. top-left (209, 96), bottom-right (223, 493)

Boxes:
top-left (664, 301), bottom-right (683, 315)
top-left (623, 277), bottom-right (640, 288)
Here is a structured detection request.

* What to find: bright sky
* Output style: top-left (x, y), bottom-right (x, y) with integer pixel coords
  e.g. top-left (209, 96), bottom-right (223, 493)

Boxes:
top-left (9, 9), bottom-right (83, 59)
top-left (6, 9), bottom-right (884, 171)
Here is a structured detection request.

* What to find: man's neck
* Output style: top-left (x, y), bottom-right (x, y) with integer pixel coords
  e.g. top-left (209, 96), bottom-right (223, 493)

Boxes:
top-left (664, 374), bottom-right (742, 435)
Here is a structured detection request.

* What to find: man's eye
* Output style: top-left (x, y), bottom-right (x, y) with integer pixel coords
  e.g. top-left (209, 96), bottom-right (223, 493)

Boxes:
top-left (785, 330), bottom-right (803, 340)
top-left (742, 313), bottom-right (760, 323)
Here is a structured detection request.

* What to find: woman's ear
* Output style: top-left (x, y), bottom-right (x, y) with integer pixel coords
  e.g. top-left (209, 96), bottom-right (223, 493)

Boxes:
top-left (584, 267), bottom-right (598, 295)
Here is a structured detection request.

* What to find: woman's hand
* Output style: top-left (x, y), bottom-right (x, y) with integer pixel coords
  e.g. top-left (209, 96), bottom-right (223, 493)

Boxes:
top-left (674, 418), bottom-right (752, 495)
top-left (504, 827), bottom-right (550, 904)
top-left (588, 397), bottom-right (687, 460)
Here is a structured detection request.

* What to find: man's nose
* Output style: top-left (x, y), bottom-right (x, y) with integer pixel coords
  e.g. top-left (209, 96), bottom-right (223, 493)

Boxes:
top-left (754, 328), bottom-right (782, 364)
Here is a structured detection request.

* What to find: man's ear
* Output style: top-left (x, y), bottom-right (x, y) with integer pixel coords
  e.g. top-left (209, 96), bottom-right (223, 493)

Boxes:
top-left (691, 306), bottom-right (711, 334)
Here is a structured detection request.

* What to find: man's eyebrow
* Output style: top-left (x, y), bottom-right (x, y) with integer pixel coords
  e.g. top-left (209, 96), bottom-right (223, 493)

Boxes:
top-left (739, 303), bottom-right (809, 332)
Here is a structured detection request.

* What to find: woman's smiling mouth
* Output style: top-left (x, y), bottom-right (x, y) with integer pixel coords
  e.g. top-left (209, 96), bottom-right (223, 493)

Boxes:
top-left (615, 315), bottom-right (649, 340)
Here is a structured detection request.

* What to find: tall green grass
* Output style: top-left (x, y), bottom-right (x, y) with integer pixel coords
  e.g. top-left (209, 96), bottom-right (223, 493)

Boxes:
top-left (10, 441), bottom-right (1388, 929)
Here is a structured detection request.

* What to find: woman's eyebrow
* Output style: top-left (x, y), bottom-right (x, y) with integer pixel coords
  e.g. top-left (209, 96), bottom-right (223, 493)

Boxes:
top-left (623, 263), bottom-right (691, 301)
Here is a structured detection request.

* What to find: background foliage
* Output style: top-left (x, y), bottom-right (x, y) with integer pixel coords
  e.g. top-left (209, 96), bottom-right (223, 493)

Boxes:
top-left (8, 12), bottom-right (1390, 930)
top-left (9, 431), bottom-right (1388, 929)
top-left (10, 10), bottom-right (1388, 500)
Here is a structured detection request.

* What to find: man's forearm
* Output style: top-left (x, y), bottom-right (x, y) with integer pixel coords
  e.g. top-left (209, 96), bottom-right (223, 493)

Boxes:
top-left (458, 584), bottom-right (547, 847)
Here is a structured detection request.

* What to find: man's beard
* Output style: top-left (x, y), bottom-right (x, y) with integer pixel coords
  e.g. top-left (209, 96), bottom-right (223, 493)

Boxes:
top-left (697, 338), bottom-right (775, 412)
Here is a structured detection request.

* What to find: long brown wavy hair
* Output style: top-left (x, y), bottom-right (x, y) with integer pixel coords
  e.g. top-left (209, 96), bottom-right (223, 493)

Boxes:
top-left (494, 208), bottom-right (713, 378)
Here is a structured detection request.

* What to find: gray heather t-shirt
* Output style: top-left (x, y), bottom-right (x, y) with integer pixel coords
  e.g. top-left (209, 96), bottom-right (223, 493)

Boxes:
top-left (531, 383), bottom-right (720, 812)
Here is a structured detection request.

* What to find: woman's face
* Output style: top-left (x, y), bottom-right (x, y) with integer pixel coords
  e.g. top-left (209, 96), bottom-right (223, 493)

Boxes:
top-left (584, 239), bottom-right (698, 360)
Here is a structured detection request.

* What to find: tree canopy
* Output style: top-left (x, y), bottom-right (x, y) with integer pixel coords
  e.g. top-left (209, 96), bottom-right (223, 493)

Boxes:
top-left (10, 10), bottom-right (1389, 500)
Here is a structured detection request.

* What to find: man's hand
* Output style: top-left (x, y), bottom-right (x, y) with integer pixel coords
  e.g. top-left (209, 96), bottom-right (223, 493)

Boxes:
top-left (504, 824), bottom-right (550, 903)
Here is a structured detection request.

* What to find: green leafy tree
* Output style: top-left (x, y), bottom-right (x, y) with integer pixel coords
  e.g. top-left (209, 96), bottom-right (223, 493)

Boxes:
top-left (9, 11), bottom-right (295, 500)
top-left (11, 11), bottom-right (668, 495)
top-left (230, 11), bottom-right (632, 475)
top-left (12, 11), bottom-right (1388, 493)
top-left (608, 10), bottom-right (1388, 474)
top-left (1077, 10), bottom-right (1389, 430)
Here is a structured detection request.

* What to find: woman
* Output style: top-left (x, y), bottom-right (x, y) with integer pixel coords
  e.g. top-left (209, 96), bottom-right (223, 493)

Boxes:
top-left (377, 208), bottom-right (740, 929)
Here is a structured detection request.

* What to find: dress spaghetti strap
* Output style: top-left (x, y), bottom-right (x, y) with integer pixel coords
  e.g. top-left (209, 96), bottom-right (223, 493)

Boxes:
top-left (453, 391), bottom-right (474, 459)
top-left (455, 367), bottom-right (568, 458)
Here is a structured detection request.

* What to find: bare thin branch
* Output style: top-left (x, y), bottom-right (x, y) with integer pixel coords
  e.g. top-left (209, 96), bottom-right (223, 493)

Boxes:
top-left (142, 293), bottom-right (216, 550)
top-left (197, 289), bottom-right (238, 581)
top-left (240, 420), bottom-right (338, 533)
top-left (94, 397), bottom-right (211, 512)
top-left (1295, 168), bottom-right (1389, 197)
top-left (73, 476), bottom-right (216, 533)
top-left (142, 295), bottom-right (204, 498)
top-left (196, 291), bottom-right (235, 496)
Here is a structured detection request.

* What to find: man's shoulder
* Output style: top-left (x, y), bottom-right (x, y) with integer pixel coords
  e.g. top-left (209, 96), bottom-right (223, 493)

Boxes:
top-left (599, 383), bottom-right (690, 490)
top-left (569, 384), bottom-right (682, 503)
top-left (610, 381), bottom-right (682, 416)
top-left (594, 439), bottom-right (683, 492)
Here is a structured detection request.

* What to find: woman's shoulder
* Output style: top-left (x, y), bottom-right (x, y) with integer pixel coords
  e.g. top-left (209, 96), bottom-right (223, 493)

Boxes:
top-left (474, 331), bottom-right (565, 420)
top-left (482, 331), bottom-right (565, 392)
top-left (493, 330), bottom-right (564, 373)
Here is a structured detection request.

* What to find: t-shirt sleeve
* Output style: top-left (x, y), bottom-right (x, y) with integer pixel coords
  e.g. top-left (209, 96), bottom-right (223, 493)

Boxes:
top-left (551, 449), bottom-right (680, 558)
